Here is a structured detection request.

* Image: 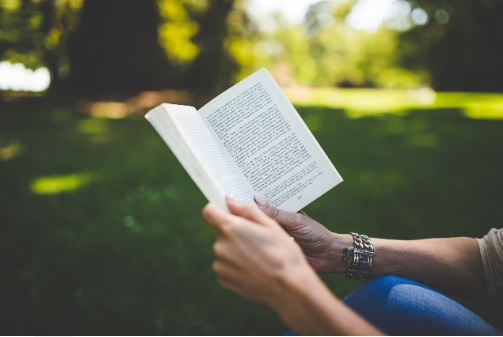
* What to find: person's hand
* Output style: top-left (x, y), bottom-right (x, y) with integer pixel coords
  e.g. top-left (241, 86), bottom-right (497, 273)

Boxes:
top-left (254, 195), bottom-right (350, 274)
top-left (202, 197), bottom-right (315, 310)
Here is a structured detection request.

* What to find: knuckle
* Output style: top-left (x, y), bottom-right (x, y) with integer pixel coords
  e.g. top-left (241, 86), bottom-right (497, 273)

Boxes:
top-left (212, 260), bottom-right (221, 273)
top-left (220, 223), bottom-right (235, 236)
top-left (293, 212), bottom-right (305, 224)
top-left (213, 241), bottom-right (225, 257)
top-left (269, 205), bottom-right (280, 219)
top-left (217, 276), bottom-right (231, 290)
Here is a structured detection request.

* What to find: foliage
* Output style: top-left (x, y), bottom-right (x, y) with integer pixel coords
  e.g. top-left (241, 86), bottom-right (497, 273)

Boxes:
top-left (254, 0), bottom-right (503, 92)
top-left (256, 22), bottom-right (317, 85)
top-left (1, 92), bottom-right (503, 334)
top-left (256, 0), bottom-right (425, 89)
top-left (0, 0), bottom-right (257, 96)
top-left (1, 0), bottom-right (502, 94)
top-left (185, 0), bottom-right (259, 94)
top-left (395, 0), bottom-right (503, 92)
top-left (157, 0), bottom-right (201, 65)
top-left (0, 0), bottom-right (83, 87)
top-left (67, 0), bottom-right (170, 94)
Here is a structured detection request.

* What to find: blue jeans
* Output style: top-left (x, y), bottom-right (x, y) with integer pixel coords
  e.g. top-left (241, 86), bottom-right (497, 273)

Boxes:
top-left (342, 275), bottom-right (502, 335)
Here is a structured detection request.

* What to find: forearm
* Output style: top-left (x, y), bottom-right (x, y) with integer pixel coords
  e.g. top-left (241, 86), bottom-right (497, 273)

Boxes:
top-left (369, 237), bottom-right (486, 296)
top-left (329, 234), bottom-right (486, 296)
top-left (275, 267), bottom-right (383, 335)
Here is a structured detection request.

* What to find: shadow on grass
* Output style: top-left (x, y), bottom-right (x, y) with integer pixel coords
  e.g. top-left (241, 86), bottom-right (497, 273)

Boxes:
top-left (0, 102), bottom-right (502, 334)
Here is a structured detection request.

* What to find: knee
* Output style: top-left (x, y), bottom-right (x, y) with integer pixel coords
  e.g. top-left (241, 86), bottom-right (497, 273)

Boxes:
top-left (343, 276), bottom-right (502, 335)
top-left (366, 274), bottom-right (411, 291)
top-left (344, 275), bottom-right (410, 304)
top-left (342, 276), bottom-right (428, 334)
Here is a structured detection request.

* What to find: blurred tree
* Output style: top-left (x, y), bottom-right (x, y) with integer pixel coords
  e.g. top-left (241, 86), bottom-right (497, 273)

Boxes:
top-left (255, 1), bottom-right (355, 86)
top-left (68, 0), bottom-right (256, 96)
top-left (157, 0), bottom-right (201, 86)
top-left (396, 0), bottom-right (503, 92)
top-left (257, 0), bottom-right (422, 88)
top-left (305, 0), bottom-right (424, 88)
top-left (185, 0), bottom-right (257, 94)
top-left (306, 0), bottom-right (366, 86)
top-left (42, 0), bottom-right (83, 89)
top-left (0, 0), bottom-right (82, 91)
top-left (0, 0), bottom-right (46, 69)
top-left (264, 17), bottom-right (317, 85)
top-left (1, 0), bottom-right (256, 97)
top-left (67, 0), bottom-right (170, 95)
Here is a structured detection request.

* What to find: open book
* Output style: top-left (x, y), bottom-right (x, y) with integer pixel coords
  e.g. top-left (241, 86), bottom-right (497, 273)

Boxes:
top-left (145, 68), bottom-right (342, 212)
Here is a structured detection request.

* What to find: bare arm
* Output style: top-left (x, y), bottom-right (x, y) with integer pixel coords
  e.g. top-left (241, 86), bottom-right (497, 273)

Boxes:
top-left (202, 198), bottom-right (383, 335)
top-left (276, 266), bottom-right (383, 335)
top-left (369, 236), bottom-right (486, 296)
top-left (257, 199), bottom-right (486, 297)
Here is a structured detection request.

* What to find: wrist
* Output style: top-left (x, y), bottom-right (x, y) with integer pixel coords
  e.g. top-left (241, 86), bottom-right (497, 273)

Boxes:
top-left (273, 266), bottom-right (333, 331)
top-left (343, 232), bottom-right (376, 279)
top-left (270, 260), bottom-right (320, 313)
top-left (326, 233), bottom-right (355, 274)
top-left (272, 261), bottom-right (383, 335)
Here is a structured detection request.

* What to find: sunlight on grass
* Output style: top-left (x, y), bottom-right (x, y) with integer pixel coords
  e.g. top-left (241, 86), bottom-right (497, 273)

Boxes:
top-left (285, 87), bottom-right (503, 120)
top-left (77, 119), bottom-right (109, 134)
top-left (30, 172), bottom-right (94, 195)
top-left (0, 139), bottom-right (23, 161)
top-left (463, 102), bottom-right (503, 120)
top-left (77, 119), bottom-right (111, 144)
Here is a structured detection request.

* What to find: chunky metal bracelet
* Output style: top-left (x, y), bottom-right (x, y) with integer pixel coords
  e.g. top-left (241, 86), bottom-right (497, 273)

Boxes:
top-left (343, 232), bottom-right (375, 280)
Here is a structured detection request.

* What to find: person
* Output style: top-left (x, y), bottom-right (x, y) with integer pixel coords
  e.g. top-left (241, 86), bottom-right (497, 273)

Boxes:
top-left (202, 195), bottom-right (503, 335)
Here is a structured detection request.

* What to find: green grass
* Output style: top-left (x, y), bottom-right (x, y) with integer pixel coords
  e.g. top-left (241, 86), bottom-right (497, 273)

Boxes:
top-left (1, 90), bottom-right (502, 334)
top-left (285, 87), bottom-right (503, 119)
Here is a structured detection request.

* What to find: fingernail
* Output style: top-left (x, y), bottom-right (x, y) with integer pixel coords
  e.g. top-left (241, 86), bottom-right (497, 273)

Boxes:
top-left (253, 194), bottom-right (267, 207)
top-left (225, 194), bottom-right (236, 201)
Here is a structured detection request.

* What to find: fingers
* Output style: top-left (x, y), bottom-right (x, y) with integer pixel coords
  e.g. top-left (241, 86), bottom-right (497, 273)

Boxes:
top-left (213, 262), bottom-right (260, 304)
top-left (225, 196), bottom-right (278, 228)
top-left (212, 239), bottom-right (242, 269)
top-left (202, 202), bottom-right (233, 233)
top-left (204, 195), bottom-right (301, 230)
top-left (254, 194), bottom-right (306, 230)
top-left (202, 199), bottom-right (274, 236)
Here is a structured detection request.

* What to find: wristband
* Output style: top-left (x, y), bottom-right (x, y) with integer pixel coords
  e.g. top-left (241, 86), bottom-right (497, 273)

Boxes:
top-left (344, 232), bottom-right (375, 280)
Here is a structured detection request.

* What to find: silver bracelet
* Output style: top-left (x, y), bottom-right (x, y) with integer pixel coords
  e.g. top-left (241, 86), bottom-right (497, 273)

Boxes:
top-left (343, 232), bottom-right (375, 280)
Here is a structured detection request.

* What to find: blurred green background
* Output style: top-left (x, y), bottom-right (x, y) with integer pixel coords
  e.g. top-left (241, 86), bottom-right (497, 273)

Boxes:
top-left (1, 0), bottom-right (502, 335)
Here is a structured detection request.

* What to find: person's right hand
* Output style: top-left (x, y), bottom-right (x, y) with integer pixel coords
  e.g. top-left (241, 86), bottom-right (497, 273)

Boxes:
top-left (254, 195), bottom-right (351, 274)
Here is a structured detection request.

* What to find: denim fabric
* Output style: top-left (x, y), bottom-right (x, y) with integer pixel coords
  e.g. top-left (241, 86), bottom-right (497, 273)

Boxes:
top-left (342, 275), bottom-right (502, 335)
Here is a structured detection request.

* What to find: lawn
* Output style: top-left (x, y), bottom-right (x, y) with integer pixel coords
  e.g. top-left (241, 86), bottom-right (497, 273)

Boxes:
top-left (1, 89), bottom-right (502, 334)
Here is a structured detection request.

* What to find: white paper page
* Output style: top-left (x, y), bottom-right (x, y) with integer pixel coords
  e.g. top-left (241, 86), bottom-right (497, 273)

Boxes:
top-left (199, 68), bottom-right (343, 212)
top-left (146, 104), bottom-right (253, 210)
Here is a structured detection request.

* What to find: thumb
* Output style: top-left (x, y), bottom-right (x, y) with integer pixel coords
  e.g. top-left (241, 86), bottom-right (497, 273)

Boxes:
top-left (254, 194), bottom-right (306, 230)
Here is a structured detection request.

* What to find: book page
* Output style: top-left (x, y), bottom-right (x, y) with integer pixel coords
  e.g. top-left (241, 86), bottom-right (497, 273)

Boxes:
top-left (199, 69), bottom-right (342, 212)
top-left (145, 104), bottom-right (253, 211)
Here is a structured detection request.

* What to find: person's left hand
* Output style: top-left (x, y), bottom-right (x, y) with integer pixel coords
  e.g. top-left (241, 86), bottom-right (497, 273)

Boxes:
top-left (202, 197), bottom-right (314, 310)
